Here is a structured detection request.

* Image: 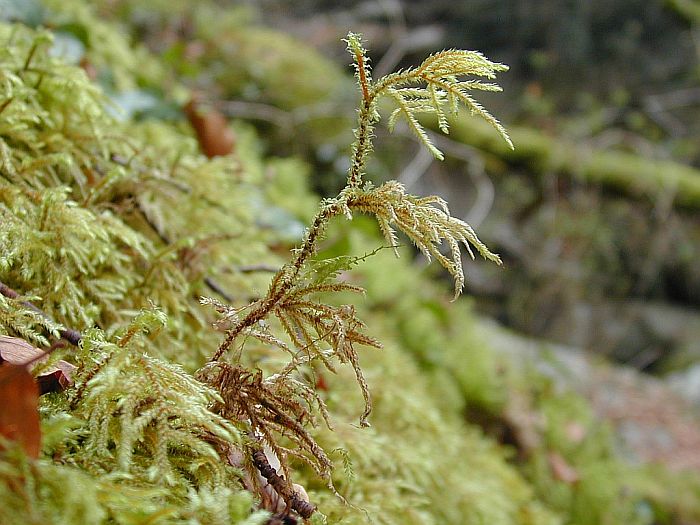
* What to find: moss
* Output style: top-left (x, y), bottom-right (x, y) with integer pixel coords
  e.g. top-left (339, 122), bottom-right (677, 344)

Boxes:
top-left (298, 339), bottom-right (560, 525)
top-left (2, 4), bottom-right (699, 524)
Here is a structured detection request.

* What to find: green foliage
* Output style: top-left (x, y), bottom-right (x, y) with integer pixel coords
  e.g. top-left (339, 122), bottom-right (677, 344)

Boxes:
top-left (0, 19), bottom-right (274, 521)
top-left (0, 21), bottom-right (277, 368)
top-left (294, 335), bottom-right (559, 525)
top-left (0, 311), bottom-right (257, 524)
top-left (70, 311), bottom-right (241, 487)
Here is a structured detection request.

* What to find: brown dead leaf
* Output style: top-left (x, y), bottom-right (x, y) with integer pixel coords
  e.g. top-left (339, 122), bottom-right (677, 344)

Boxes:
top-left (184, 98), bottom-right (236, 158)
top-left (36, 361), bottom-right (77, 394)
top-left (0, 335), bottom-right (46, 366)
top-left (548, 451), bottom-right (580, 484)
top-left (0, 364), bottom-right (41, 458)
top-left (0, 335), bottom-right (76, 393)
top-left (564, 421), bottom-right (587, 444)
top-left (503, 390), bottom-right (544, 455)
top-left (79, 57), bottom-right (97, 81)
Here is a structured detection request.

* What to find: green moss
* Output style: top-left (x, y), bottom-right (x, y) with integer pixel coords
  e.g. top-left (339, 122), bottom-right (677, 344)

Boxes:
top-left (2, 4), bottom-right (698, 524)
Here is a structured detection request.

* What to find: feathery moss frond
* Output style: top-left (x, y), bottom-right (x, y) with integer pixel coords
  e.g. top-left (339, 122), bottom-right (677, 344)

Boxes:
top-left (377, 51), bottom-right (512, 157)
top-left (345, 37), bottom-right (512, 188)
top-left (344, 181), bottom-right (502, 299)
top-left (0, 292), bottom-right (63, 347)
top-left (71, 312), bottom-right (241, 486)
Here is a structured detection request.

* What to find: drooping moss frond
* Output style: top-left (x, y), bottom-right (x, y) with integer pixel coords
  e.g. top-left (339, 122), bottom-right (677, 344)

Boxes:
top-left (344, 181), bottom-right (502, 299)
top-left (378, 50), bottom-right (512, 157)
top-left (70, 311), bottom-right (241, 486)
top-left (198, 363), bottom-right (335, 494)
top-left (204, 248), bottom-right (382, 427)
top-left (336, 34), bottom-right (509, 297)
top-left (273, 295), bottom-right (381, 427)
top-left (345, 32), bottom-right (512, 186)
top-left (204, 294), bottom-right (379, 442)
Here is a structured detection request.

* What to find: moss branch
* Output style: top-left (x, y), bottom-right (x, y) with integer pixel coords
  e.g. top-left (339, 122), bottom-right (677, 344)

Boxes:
top-left (210, 200), bottom-right (344, 361)
top-left (347, 99), bottom-right (374, 188)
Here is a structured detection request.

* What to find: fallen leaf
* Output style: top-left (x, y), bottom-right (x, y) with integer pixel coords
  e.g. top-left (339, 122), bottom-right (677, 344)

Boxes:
top-left (503, 391), bottom-right (544, 455)
top-left (548, 451), bottom-right (580, 484)
top-left (315, 373), bottom-right (329, 391)
top-left (36, 360), bottom-right (77, 394)
top-left (0, 335), bottom-right (46, 366)
top-left (0, 364), bottom-right (41, 458)
top-left (79, 56), bottom-right (97, 81)
top-left (564, 421), bottom-right (587, 444)
top-left (0, 336), bottom-right (76, 393)
top-left (184, 98), bottom-right (236, 158)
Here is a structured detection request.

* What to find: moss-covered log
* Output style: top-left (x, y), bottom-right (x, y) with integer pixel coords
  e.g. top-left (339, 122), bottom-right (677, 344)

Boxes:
top-left (436, 115), bottom-right (700, 210)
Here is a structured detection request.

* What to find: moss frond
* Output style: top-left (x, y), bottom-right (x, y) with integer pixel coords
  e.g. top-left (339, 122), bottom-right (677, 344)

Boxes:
top-left (71, 313), bottom-right (241, 486)
top-left (377, 50), bottom-right (512, 156)
top-left (344, 34), bottom-right (512, 188)
top-left (344, 181), bottom-right (502, 299)
top-left (198, 363), bottom-right (335, 494)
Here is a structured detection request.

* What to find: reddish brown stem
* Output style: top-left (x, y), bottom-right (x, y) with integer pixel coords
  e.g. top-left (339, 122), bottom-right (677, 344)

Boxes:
top-left (211, 203), bottom-right (341, 361)
top-left (354, 51), bottom-right (370, 104)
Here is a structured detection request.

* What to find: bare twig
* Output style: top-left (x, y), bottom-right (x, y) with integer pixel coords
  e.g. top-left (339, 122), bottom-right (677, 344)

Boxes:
top-left (252, 446), bottom-right (316, 519)
top-left (135, 201), bottom-right (237, 303)
top-left (0, 281), bottom-right (82, 346)
top-left (203, 277), bottom-right (235, 303)
top-left (235, 264), bottom-right (279, 274)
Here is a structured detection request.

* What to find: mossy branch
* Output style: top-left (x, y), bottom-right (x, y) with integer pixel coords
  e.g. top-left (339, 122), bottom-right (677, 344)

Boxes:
top-left (197, 31), bottom-right (511, 517)
top-left (207, 30), bottom-right (510, 418)
top-left (0, 281), bottom-right (82, 346)
top-left (212, 33), bottom-right (511, 358)
top-left (344, 32), bottom-right (512, 187)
